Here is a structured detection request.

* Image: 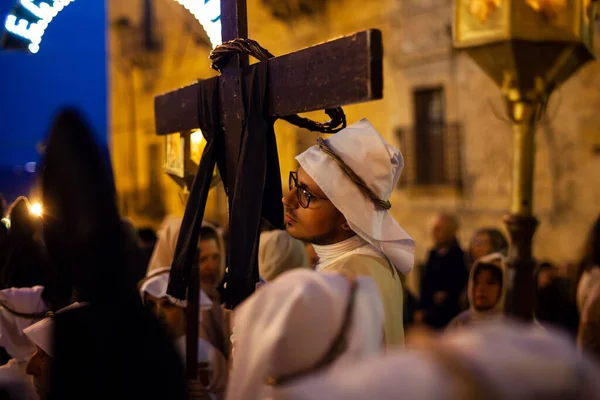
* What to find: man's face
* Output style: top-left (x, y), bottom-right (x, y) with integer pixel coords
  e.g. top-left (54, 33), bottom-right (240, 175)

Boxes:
top-left (198, 238), bottom-right (221, 286)
top-left (145, 294), bottom-right (186, 338)
top-left (473, 269), bottom-right (502, 311)
top-left (282, 168), bottom-right (349, 246)
top-left (432, 216), bottom-right (456, 247)
top-left (470, 232), bottom-right (493, 262)
top-left (26, 347), bottom-right (52, 400)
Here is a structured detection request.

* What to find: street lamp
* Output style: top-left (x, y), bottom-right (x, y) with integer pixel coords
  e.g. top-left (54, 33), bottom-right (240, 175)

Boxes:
top-left (454, 0), bottom-right (597, 319)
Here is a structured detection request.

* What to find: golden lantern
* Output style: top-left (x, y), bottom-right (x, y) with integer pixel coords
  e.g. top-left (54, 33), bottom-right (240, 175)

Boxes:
top-left (454, 0), bottom-right (596, 319)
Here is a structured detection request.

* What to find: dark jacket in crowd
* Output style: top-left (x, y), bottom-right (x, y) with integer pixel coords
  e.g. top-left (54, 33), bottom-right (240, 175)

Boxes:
top-left (419, 239), bottom-right (468, 329)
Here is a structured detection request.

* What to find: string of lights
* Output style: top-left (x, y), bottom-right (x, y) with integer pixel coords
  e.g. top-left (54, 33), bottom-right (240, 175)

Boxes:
top-left (2, 0), bottom-right (222, 54)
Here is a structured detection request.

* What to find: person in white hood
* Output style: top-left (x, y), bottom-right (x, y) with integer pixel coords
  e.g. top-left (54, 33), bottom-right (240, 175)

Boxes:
top-left (139, 267), bottom-right (228, 399)
top-left (258, 230), bottom-right (309, 282)
top-left (226, 268), bottom-right (384, 400)
top-left (275, 321), bottom-right (600, 400)
top-left (447, 253), bottom-right (510, 329)
top-left (0, 286), bottom-right (48, 400)
top-left (283, 119), bottom-right (415, 346)
top-left (22, 303), bottom-right (84, 400)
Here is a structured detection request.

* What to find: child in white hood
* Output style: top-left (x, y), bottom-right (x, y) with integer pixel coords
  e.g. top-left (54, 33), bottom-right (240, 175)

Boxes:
top-left (448, 253), bottom-right (509, 329)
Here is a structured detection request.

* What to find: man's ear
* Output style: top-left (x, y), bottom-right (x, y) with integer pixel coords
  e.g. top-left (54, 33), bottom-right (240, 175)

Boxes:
top-left (342, 220), bottom-right (352, 231)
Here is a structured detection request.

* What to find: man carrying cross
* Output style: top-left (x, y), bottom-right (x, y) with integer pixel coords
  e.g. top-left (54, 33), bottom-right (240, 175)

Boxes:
top-left (283, 119), bottom-right (415, 347)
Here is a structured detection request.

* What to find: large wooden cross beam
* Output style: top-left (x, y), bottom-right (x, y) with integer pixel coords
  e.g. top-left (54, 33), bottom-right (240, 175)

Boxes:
top-left (155, 0), bottom-right (383, 197)
top-left (154, 0), bottom-right (383, 381)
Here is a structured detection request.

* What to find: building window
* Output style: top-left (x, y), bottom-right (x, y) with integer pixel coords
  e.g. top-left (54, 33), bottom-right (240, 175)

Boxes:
top-left (396, 87), bottom-right (462, 187)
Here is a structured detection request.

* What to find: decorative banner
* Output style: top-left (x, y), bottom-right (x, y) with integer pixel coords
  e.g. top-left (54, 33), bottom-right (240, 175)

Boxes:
top-left (2, 0), bottom-right (221, 54)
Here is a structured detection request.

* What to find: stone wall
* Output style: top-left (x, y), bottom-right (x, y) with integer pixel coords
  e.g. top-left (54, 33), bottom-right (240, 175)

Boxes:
top-left (109, 0), bottom-right (600, 285)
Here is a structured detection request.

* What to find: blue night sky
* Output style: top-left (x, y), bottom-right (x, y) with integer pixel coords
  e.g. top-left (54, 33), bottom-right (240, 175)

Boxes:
top-left (0, 0), bottom-right (107, 201)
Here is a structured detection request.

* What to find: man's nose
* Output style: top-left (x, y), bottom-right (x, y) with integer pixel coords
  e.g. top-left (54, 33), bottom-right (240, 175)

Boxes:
top-left (282, 189), bottom-right (298, 209)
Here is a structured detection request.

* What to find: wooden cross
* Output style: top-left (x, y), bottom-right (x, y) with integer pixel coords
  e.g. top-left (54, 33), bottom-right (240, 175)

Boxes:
top-left (156, 0), bottom-right (383, 195)
top-left (154, 0), bottom-right (383, 380)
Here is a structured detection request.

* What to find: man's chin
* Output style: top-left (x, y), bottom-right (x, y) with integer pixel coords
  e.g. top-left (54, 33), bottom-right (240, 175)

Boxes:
top-left (284, 224), bottom-right (303, 240)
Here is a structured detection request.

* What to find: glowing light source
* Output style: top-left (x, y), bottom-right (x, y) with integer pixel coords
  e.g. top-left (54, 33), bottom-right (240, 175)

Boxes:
top-left (30, 202), bottom-right (42, 217)
top-left (190, 129), bottom-right (206, 164)
top-left (24, 162), bottom-right (36, 173)
top-left (3, 0), bottom-right (76, 54)
top-left (174, 0), bottom-right (222, 47)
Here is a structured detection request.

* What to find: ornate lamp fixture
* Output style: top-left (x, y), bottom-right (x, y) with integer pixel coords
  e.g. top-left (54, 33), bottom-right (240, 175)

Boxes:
top-left (454, 0), bottom-right (597, 319)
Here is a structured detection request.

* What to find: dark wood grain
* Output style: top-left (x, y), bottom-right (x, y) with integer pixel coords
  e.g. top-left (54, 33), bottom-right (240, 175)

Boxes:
top-left (268, 29), bottom-right (383, 116)
top-left (154, 29), bottom-right (383, 135)
top-left (220, 0), bottom-right (248, 200)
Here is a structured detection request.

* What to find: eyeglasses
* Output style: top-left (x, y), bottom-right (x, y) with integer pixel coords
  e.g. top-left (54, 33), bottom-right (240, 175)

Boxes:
top-left (288, 171), bottom-right (326, 209)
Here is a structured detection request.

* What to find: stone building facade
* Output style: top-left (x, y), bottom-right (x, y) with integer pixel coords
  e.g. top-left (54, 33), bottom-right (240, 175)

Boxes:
top-left (109, 0), bottom-right (600, 284)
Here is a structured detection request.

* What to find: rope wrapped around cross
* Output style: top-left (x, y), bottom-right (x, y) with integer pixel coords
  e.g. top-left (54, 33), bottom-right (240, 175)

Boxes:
top-left (209, 38), bottom-right (347, 134)
top-left (209, 38), bottom-right (391, 211)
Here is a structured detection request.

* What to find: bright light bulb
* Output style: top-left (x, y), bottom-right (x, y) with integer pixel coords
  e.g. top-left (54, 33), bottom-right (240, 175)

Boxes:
top-left (6, 0), bottom-right (76, 53)
top-left (30, 203), bottom-right (43, 217)
top-left (190, 129), bottom-right (204, 146)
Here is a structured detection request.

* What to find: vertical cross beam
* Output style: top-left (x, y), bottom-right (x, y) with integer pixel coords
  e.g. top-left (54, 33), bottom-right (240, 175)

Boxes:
top-left (219, 0), bottom-right (249, 203)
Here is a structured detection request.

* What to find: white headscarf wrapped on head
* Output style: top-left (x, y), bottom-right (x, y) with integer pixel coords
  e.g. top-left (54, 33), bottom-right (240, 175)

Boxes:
top-left (467, 253), bottom-right (511, 317)
top-left (139, 267), bottom-right (227, 398)
top-left (296, 119), bottom-right (415, 275)
top-left (226, 269), bottom-right (384, 400)
top-left (0, 286), bottom-right (48, 362)
top-left (258, 230), bottom-right (309, 281)
top-left (23, 303), bottom-right (86, 358)
top-left (139, 266), bottom-right (214, 310)
top-left (147, 216), bottom-right (226, 284)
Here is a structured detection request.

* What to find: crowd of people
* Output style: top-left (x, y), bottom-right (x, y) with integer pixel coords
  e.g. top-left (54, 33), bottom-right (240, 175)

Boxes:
top-left (411, 212), bottom-right (589, 345)
top-left (0, 110), bottom-right (598, 399)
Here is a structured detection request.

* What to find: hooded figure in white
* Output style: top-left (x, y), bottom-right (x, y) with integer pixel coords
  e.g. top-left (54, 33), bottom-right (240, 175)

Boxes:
top-left (226, 268), bottom-right (384, 400)
top-left (284, 119), bottom-right (415, 346)
top-left (147, 217), bottom-right (226, 285)
top-left (139, 268), bottom-right (228, 400)
top-left (140, 267), bottom-right (227, 399)
top-left (146, 216), bottom-right (229, 360)
top-left (0, 286), bottom-right (48, 400)
top-left (447, 253), bottom-right (511, 329)
top-left (258, 230), bottom-right (309, 282)
top-left (275, 321), bottom-right (600, 400)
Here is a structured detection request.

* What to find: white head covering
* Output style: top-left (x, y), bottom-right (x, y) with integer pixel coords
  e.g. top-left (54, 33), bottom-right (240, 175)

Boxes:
top-left (277, 321), bottom-right (600, 400)
top-left (139, 266), bottom-right (213, 310)
top-left (147, 216), bottom-right (227, 284)
top-left (296, 119), bottom-right (415, 274)
top-left (467, 253), bottom-right (511, 319)
top-left (23, 303), bottom-right (86, 358)
top-left (258, 230), bottom-right (309, 281)
top-left (226, 269), bottom-right (384, 400)
top-left (147, 216), bottom-right (183, 273)
top-left (0, 286), bottom-right (48, 362)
